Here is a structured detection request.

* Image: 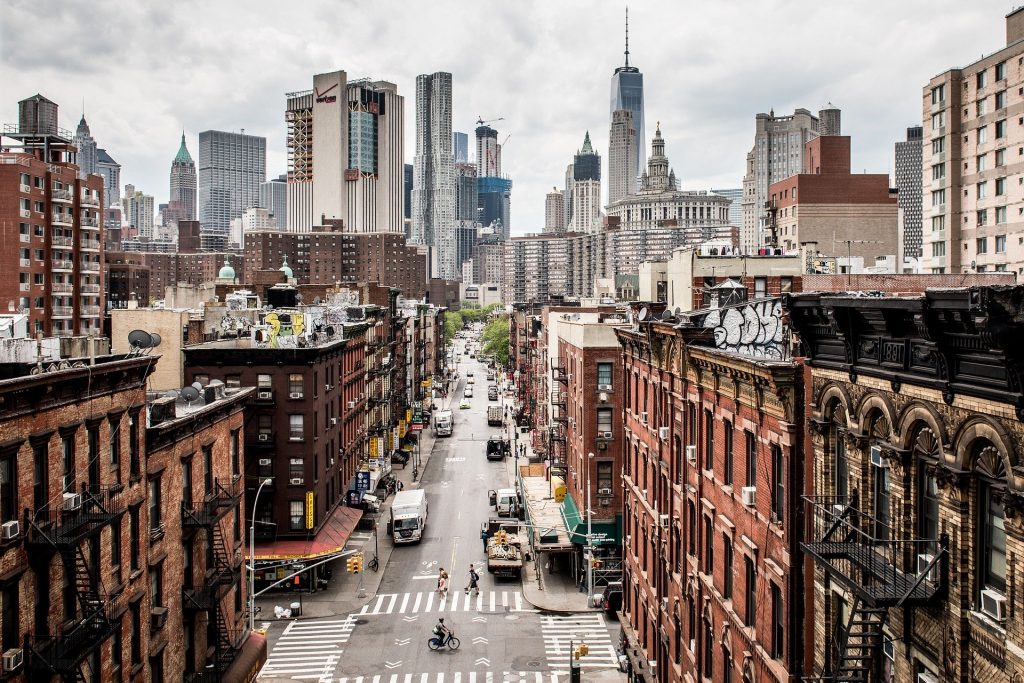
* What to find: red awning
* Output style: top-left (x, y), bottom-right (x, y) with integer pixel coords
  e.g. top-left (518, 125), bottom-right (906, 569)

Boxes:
top-left (222, 631), bottom-right (268, 683)
top-left (249, 505), bottom-right (363, 561)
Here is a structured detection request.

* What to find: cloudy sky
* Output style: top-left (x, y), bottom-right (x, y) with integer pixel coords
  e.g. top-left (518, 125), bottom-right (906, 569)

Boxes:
top-left (0, 0), bottom-right (1007, 233)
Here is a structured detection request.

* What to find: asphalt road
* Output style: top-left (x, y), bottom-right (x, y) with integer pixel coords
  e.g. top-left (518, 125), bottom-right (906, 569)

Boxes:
top-left (259, 348), bottom-right (621, 682)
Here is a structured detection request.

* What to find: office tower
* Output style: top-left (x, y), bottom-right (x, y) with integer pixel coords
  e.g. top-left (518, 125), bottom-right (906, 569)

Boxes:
top-left (739, 107), bottom-right (840, 252)
top-left (545, 188), bottom-right (566, 233)
top-left (711, 188), bottom-right (743, 227)
top-left (475, 123), bottom-right (512, 239)
top-left (404, 163), bottom-right (413, 220)
top-left (96, 148), bottom-right (121, 207)
top-left (453, 131), bottom-right (469, 164)
top-left (73, 114), bottom-right (98, 180)
top-left (894, 126), bottom-right (924, 260)
top-left (260, 173), bottom-right (288, 224)
top-left (610, 8), bottom-right (645, 193)
top-left (456, 162), bottom-right (479, 221)
top-left (198, 130), bottom-right (266, 249)
top-left (124, 187), bottom-right (156, 238)
top-left (286, 89), bottom-right (313, 231)
top-left (412, 72), bottom-right (457, 279)
top-left (608, 109), bottom-right (637, 205)
top-left (475, 124), bottom-right (501, 177)
top-left (569, 132), bottom-right (601, 232)
top-left (1, 94), bottom-right (105, 336)
top-left (564, 163), bottom-right (574, 227)
top-left (166, 132), bottom-right (197, 227)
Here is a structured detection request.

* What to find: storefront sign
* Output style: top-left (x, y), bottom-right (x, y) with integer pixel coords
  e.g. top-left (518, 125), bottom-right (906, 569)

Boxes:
top-left (355, 471), bottom-right (371, 492)
top-left (305, 491), bottom-right (314, 529)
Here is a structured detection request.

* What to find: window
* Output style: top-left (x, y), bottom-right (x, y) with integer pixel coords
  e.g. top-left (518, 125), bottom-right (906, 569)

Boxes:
top-left (129, 412), bottom-right (140, 478)
top-left (997, 118), bottom-right (1007, 137)
top-left (931, 111), bottom-right (945, 130)
top-left (704, 515), bottom-right (714, 574)
top-left (723, 420), bottom-right (734, 486)
top-left (596, 362), bottom-right (613, 387)
top-left (831, 414), bottom-right (848, 498)
top-left (111, 619), bottom-right (123, 683)
top-left (130, 602), bottom-right (142, 665)
top-left (745, 431), bottom-right (756, 487)
top-left (258, 414), bottom-right (273, 439)
top-left (977, 237), bottom-right (988, 254)
top-left (150, 562), bottom-right (163, 609)
top-left (182, 457), bottom-right (193, 508)
top-left (978, 126), bottom-right (988, 144)
top-left (931, 189), bottom-right (946, 206)
top-left (980, 482), bottom-right (1007, 593)
top-left (597, 408), bottom-right (613, 436)
top-left (723, 535), bottom-right (733, 599)
top-left (932, 241), bottom-right (947, 257)
top-left (289, 500), bottom-right (305, 530)
top-left (257, 373), bottom-right (272, 388)
top-left (978, 70), bottom-right (988, 89)
top-left (745, 556), bottom-right (756, 627)
top-left (996, 234), bottom-right (1007, 252)
top-left (996, 148), bottom-right (1006, 166)
top-left (996, 90), bottom-right (1007, 109)
top-left (109, 417), bottom-right (121, 481)
top-left (33, 443), bottom-right (47, 519)
top-left (289, 414), bottom-right (304, 440)
top-left (977, 98), bottom-right (988, 116)
top-left (931, 163), bottom-right (945, 180)
top-left (996, 177), bottom-right (1006, 195)
top-left (109, 517), bottom-right (122, 586)
top-left (703, 619), bottom-right (714, 678)
top-left (780, 276), bottom-right (793, 294)
top-left (977, 181), bottom-right (988, 199)
top-left (996, 207), bottom-right (1007, 224)
top-left (977, 209), bottom-right (988, 227)
top-left (148, 477), bottom-right (162, 534)
top-left (931, 84), bottom-right (945, 103)
top-left (62, 433), bottom-right (75, 492)
top-left (687, 501), bottom-right (696, 555)
top-left (0, 456), bottom-right (15, 523)
top-left (2, 585), bottom-right (18, 652)
top-left (596, 461), bottom-right (613, 492)
top-left (771, 583), bottom-right (784, 658)
top-left (288, 458), bottom-right (304, 484)
top-left (231, 429), bottom-right (240, 479)
top-left (932, 137), bottom-right (945, 154)
top-left (754, 276), bottom-right (767, 298)
top-left (996, 61), bottom-right (1007, 81)
top-left (203, 444), bottom-right (214, 495)
top-left (704, 410), bottom-right (714, 471)
top-left (150, 653), bottom-right (164, 683)
top-left (932, 215), bottom-right (945, 233)
top-left (771, 444), bottom-right (784, 521)
top-left (288, 373), bottom-right (304, 397)
top-left (977, 154), bottom-right (988, 172)
top-left (129, 506), bottom-right (140, 571)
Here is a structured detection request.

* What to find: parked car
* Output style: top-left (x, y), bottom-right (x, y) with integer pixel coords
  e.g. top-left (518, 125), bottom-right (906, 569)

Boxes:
top-left (459, 398), bottom-right (471, 409)
top-left (601, 581), bottom-right (623, 619)
top-left (464, 386), bottom-right (474, 398)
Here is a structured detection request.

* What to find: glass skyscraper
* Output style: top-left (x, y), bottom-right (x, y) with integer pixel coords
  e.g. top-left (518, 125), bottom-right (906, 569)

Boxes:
top-left (198, 130), bottom-right (266, 249)
top-left (610, 14), bottom-right (645, 193)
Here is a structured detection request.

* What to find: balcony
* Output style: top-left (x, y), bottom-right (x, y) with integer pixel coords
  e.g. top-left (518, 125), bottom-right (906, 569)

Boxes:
top-left (52, 306), bottom-right (73, 318)
top-left (26, 485), bottom-right (125, 551)
top-left (28, 604), bottom-right (116, 676)
top-left (551, 391), bottom-right (566, 408)
top-left (551, 359), bottom-right (568, 385)
top-left (52, 235), bottom-right (72, 247)
top-left (81, 216), bottom-right (100, 228)
top-left (801, 495), bottom-right (948, 608)
top-left (182, 477), bottom-right (242, 529)
top-left (52, 260), bottom-right (73, 272)
top-left (51, 283), bottom-right (73, 294)
top-left (80, 194), bottom-right (100, 206)
top-left (80, 283), bottom-right (100, 294)
top-left (81, 262), bottom-right (100, 272)
top-left (81, 305), bottom-right (101, 316)
top-left (51, 212), bottom-right (72, 226)
top-left (80, 239), bottom-right (100, 251)
top-left (51, 189), bottom-right (73, 203)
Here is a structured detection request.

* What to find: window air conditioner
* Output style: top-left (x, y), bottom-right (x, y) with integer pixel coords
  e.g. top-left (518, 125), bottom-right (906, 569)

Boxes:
top-left (2, 649), bottom-right (23, 673)
top-left (62, 492), bottom-right (82, 511)
top-left (870, 445), bottom-right (884, 467)
top-left (349, 400), bottom-right (356, 409)
top-left (658, 426), bottom-right (670, 440)
top-left (289, 478), bottom-right (304, 486)
top-left (258, 459), bottom-right (272, 467)
top-left (331, 417), bottom-right (338, 425)
top-left (686, 445), bottom-right (697, 463)
top-left (257, 390), bottom-right (272, 400)
top-left (917, 553), bottom-right (938, 582)
top-left (601, 431), bottom-right (613, 439)
top-left (1, 520), bottom-right (19, 540)
top-left (980, 588), bottom-right (1007, 622)
top-left (659, 514), bottom-right (670, 528)
top-left (598, 487), bottom-right (613, 496)
top-left (258, 433), bottom-right (270, 442)
top-left (640, 412), bottom-right (648, 424)
top-left (598, 384), bottom-right (612, 391)
top-left (150, 606), bottom-right (168, 630)
top-left (741, 486), bottom-right (756, 507)
top-left (289, 392), bottom-right (303, 399)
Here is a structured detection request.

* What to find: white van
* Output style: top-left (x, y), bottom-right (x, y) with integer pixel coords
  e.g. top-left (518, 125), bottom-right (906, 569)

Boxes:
top-left (391, 489), bottom-right (428, 543)
top-left (489, 488), bottom-right (520, 517)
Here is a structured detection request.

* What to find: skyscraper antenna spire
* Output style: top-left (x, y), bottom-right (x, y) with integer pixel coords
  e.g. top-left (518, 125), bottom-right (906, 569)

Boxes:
top-left (624, 6), bottom-right (630, 67)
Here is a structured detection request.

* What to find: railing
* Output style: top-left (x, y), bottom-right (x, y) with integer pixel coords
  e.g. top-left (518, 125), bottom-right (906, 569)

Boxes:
top-left (51, 212), bottom-right (72, 224)
top-left (26, 485), bottom-right (125, 549)
top-left (80, 195), bottom-right (100, 206)
top-left (52, 260), bottom-right (73, 271)
top-left (51, 235), bottom-right (72, 247)
top-left (81, 305), bottom-right (101, 316)
top-left (802, 495), bottom-right (947, 607)
top-left (51, 283), bottom-right (73, 294)
top-left (80, 283), bottom-right (100, 293)
top-left (81, 262), bottom-right (100, 272)
top-left (181, 477), bottom-right (242, 528)
top-left (28, 604), bottom-right (115, 674)
top-left (80, 239), bottom-right (100, 250)
top-left (81, 216), bottom-right (100, 227)
top-left (52, 306), bottom-right (73, 317)
top-left (52, 189), bottom-right (73, 202)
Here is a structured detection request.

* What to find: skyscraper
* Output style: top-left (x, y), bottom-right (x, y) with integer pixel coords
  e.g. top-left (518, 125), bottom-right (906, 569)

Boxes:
top-left (123, 185), bottom-right (156, 238)
top-left (475, 125), bottom-right (501, 177)
top-left (608, 109), bottom-right (637, 205)
top-left (73, 114), bottom-right (97, 180)
top-left (412, 72), bottom-right (457, 279)
top-left (167, 132), bottom-right (197, 227)
top-left (711, 187), bottom-right (743, 227)
top-left (569, 132), bottom-right (601, 233)
top-left (610, 9), bottom-right (645, 193)
top-left (894, 126), bottom-right (923, 260)
top-left (404, 163), bottom-right (413, 221)
top-left (96, 148), bottom-right (121, 207)
top-left (475, 123), bottom-right (511, 240)
top-left (198, 130), bottom-right (266, 249)
top-left (545, 188), bottom-right (566, 234)
top-left (452, 131), bottom-right (469, 164)
top-left (260, 174), bottom-right (288, 225)
top-left (285, 89), bottom-right (313, 231)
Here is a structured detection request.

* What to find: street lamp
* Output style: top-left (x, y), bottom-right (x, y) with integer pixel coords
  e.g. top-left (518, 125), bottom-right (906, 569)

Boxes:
top-left (249, 477), bottom-right (273, 632)
top-left (586, 451), bottom-right (594, 608)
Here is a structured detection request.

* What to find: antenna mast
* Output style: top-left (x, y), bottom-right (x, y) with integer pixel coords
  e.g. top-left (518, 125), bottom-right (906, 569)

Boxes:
top-left (624, 7), bottom-right (630, 67)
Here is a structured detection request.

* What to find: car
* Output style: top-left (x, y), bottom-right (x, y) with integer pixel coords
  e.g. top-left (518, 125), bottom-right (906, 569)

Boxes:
top-left (459, 398), bottom-right (471, 409)
top-left (464, 386), bottom-right (474, 398)
top-left (488, 388), bottom-right (498, 401)
top-left (467, 370), bottom-right (474, 377)
top-left (467, 376), bottom-right (475, 384)
top-left (601, 581), bottom-right (623, 619)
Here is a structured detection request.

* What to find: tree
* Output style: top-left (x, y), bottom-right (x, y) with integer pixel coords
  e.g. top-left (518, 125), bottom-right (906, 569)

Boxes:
top-left (480, 315), bottom-right (510, 367)
top-left (443, 311), bottom-right (464, 345)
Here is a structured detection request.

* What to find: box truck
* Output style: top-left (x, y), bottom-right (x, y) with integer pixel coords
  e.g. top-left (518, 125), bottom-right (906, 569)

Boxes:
top-left (391, 489), bottom-right (428, 544)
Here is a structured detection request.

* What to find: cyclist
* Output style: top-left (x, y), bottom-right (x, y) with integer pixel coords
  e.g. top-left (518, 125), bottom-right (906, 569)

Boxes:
top-left (431, 617), bottom-right (450, 648)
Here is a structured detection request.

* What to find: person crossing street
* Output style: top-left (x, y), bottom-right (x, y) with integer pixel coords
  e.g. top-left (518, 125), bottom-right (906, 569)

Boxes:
top-left (465, 563), bottom-right (480, 596)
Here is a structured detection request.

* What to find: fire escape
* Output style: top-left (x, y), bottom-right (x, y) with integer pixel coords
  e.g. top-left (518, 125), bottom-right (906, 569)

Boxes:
top-left (549, 359), bottom-right (569, 477)
top-left (25, 485), bottom-right (123, 682)
top-left (802, 492), bottom-right (949, 683)
top-left (182, 478), bottom-right (244, 682)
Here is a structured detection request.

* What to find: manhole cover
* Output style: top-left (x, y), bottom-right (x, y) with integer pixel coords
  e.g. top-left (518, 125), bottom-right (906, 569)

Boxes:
top-left (355, 619), bottom-right (369, 625)
top-left (527, 661), bottom-right (541, 668)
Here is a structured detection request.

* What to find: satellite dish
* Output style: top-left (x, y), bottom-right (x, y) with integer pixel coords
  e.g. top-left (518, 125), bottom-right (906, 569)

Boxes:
top-left (127, 329), bottom-right (154, 349)
top-left (180, 386), bottom-right (201, 403)
top-left (662, 310), bottom-right (675, 321)
top-left (637, 307), bottom-right (649, 321)
top-left (675, 307), bottom-right (683, 317)
top-left (191, 382), bottom-right (203, 392)
top-left (164, 390), bottom-right (179, 399)
top-left (149, 332), bottom-right (161, 347)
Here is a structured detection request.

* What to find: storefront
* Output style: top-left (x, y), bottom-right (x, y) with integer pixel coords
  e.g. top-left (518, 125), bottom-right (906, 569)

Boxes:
top-left (560, 493), bottom-right (623, 589)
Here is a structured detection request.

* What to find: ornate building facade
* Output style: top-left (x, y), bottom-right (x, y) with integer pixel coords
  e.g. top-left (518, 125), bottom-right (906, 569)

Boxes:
top-left (788, 285), bottom-right (1024, 683)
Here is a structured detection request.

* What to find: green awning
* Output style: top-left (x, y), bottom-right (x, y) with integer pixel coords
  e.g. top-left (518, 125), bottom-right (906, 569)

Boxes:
top-left (560, 493), bottom-right (621, 546)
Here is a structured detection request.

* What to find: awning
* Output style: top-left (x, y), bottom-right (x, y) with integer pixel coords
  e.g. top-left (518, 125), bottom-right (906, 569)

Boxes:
top-left (561, 493), bottom-right (621, 546)
top-left (249, 505), bottom-right (362, 561)
top-left (222, 631), bottom-right (268, 683)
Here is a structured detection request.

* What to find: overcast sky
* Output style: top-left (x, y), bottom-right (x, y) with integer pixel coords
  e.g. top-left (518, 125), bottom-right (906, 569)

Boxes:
top-left (0, 0), bottom-right (1009, 234)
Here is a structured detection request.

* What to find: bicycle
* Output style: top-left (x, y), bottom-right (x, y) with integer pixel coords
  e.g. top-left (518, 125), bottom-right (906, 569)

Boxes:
top-left (427, 632), bottom-right (460, 651)
top-left (368, 555), bottom-right (380, 572)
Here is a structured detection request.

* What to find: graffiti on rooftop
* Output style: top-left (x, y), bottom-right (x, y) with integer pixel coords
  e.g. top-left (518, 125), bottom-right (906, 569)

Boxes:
top-left (697, 298), bottom-right (787, 359)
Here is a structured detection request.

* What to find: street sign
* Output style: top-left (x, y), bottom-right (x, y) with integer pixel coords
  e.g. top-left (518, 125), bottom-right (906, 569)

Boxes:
top-left (411, 423), bottom-right (423, 432)
top-left (305, 491), bottom-right (314, 529)
top-left (356, 471), bottom-right (371, 492)
top-left (369, 438), bottom-right (378, 458)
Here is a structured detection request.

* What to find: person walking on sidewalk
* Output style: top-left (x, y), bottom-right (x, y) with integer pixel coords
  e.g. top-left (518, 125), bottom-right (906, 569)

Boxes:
top-left (465, 564), bottom-right (480, 596)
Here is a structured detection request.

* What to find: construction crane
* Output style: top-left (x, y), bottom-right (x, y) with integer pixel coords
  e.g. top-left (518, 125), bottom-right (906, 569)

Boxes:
top-left (476, 116), bottom-right (505, 126)
top-left (500, 134), bottom-right (511, 148)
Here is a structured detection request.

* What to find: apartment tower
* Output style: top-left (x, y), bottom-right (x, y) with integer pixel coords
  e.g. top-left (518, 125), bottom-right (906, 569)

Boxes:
top-left (412, 71), bottom-right (457, 279)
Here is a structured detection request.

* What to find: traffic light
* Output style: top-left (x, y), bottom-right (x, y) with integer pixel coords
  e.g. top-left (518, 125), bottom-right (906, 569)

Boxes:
top-left (592, 559), bottom-right (603, 569)
top-left (346, 556), bottom-right (357, 573)
top-left (573, 643), bottom-right (589, 659)
top-left (354, 554), bottom-right (363, 573)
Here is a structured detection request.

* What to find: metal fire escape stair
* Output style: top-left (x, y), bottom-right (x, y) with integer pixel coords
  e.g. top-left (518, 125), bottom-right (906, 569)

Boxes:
top-left (830, 597), bottom-right (887, 683)
top-left (209, 520), bottom-right (240, 672)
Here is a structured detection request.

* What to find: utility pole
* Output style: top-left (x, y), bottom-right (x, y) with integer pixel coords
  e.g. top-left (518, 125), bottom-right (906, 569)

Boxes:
top-left (832, 238), bottom-right (884, 288)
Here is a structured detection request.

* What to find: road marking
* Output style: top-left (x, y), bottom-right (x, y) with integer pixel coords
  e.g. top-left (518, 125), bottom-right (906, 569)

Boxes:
top-left (385, 661), bottom-right (402, 669)
top-left (411, 575), bottom-right (437, 580)
top-left (399, 593), bottom-right (411, 613)
top-left (355, 590), bottom-right (537, 615)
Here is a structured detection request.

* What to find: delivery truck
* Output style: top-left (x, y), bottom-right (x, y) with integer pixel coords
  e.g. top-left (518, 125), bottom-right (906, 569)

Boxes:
top-left (487, 404), bottom-right (502, 426)
top-left (390, 489), bottom-right (428, 544)
top-left (433, 409), bottom-right (453, 437)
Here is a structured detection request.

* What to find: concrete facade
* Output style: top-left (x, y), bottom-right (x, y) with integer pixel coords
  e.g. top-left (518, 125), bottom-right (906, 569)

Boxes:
top-left (608, 109), bottom-right (638, 207)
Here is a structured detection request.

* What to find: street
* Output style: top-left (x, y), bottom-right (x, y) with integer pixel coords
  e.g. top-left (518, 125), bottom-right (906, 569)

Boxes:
top-left (259, 351), bottom-right (621, 681)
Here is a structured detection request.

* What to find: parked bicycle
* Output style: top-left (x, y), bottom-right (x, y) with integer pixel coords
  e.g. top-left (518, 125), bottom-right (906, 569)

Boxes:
top-left (368, 555), bottom-right (380, 572)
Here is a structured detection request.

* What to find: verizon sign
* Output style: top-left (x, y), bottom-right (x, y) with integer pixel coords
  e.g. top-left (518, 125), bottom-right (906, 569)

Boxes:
top-left (315, 83), bottom-right (338, 104)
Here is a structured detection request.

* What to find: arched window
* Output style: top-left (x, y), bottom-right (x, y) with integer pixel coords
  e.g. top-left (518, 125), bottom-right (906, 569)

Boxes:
top-left (974, 440), bottom-right (1007, 597)
top-left (867, 410), bottom-right (892, 539)
top-left (828, 401), bottom-right (848, 499)
top-left (913, 427), bottom-right (941, 552)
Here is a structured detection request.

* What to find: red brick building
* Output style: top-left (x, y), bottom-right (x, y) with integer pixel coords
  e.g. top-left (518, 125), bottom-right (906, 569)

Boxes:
top-left (104, 251), bottom-right (151, 309)
top-left (615, 300), bottom-right (809, 683)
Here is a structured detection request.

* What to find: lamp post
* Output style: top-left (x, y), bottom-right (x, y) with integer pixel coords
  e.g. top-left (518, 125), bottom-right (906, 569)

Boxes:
top-left (249, 477), bottom-right (273, 632)
top-left (586, 451), bottom-right (594, 608)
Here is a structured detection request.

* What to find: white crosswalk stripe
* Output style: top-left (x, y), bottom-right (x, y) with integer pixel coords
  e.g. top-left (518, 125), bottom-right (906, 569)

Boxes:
top-left (336, 673), bottom-right (563, 683)
top-left (259, 615), bottom-right (357, 681)
top-left (357, 591), bottom-right (538, 616)
top-left (540, 614), bottom-right (619, 669)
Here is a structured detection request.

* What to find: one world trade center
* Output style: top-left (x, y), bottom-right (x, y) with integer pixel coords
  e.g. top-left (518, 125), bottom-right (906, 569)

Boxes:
top-left (610, 7), bottom-right (645, 193)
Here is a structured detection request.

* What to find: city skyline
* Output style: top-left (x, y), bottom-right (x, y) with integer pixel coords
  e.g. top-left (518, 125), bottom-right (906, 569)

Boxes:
top-left (0, 1), bottom-right (1009, 233)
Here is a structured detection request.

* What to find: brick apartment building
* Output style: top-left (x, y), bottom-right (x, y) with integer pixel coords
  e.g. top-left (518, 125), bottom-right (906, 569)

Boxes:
top-left (126, 251), bottom-right (243, 304)
top-left (0, 95), bottom-right (105, 337)
top-left (766, 135), bottom-right (899, 263)
top-left (615, 300), bottom-right (808, 683)
top-left (104, 251), bottom-right (151, 309)
top-left (788, 285), bottom-right (1024, 683)
top-left (0, 349), bottom-right (261, 682)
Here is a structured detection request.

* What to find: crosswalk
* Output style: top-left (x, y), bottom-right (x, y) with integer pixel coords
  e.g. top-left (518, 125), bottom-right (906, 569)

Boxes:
top-left (259, 615), bottom-right (356, 681)
top-left (540, 614), bottom-right (619, 669)
top-left (357, 590), bottom-right (538, 616)
top-left (337, 674), bottom-right (562, 683)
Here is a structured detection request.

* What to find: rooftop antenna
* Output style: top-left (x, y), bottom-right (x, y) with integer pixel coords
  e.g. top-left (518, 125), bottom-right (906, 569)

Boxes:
top-left (624, 6), bottom-right (630, 67)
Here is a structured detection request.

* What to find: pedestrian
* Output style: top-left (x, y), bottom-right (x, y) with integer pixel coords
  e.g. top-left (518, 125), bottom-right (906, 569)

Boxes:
top-left (481, 526), bottom-right (489, 552)
top-left (397, 480), bottom-right (404, 492)
top-left (465, 563), bottom-right (480, 596)
top-left (437, 568), bottom-right (449, 597)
